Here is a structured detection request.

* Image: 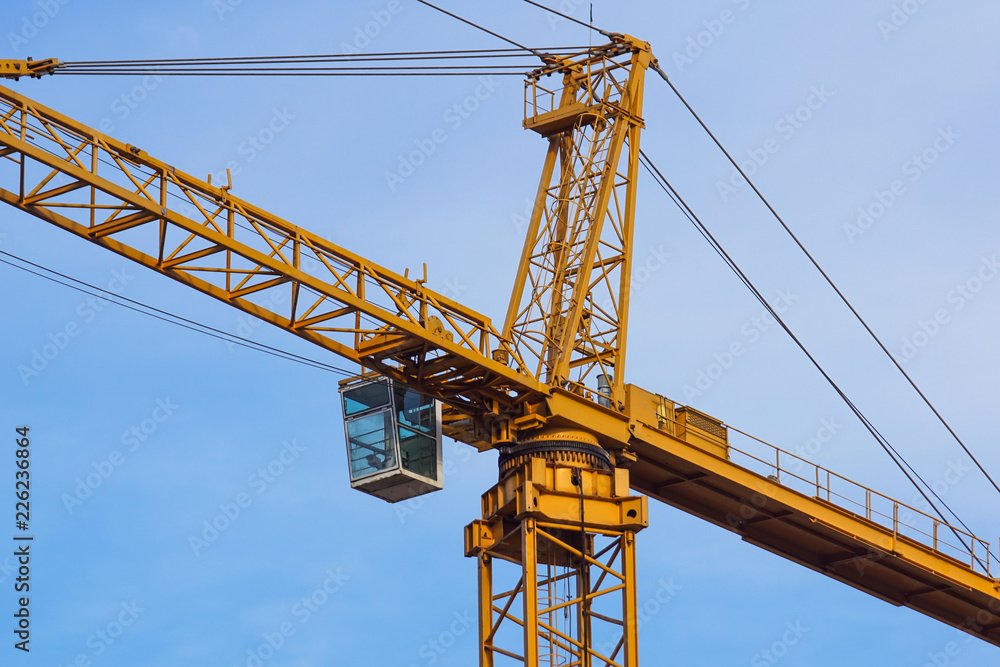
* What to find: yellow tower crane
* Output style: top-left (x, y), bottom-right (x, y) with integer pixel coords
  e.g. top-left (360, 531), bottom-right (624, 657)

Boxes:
top-left (1, 37), bottom-right (999, 665)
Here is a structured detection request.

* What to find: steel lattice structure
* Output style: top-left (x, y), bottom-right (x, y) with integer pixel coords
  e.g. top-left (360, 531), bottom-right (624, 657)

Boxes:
top-left (2, 36), bottom-right (1000, 664)
top-left (504, 42), bottom-right (649, 409)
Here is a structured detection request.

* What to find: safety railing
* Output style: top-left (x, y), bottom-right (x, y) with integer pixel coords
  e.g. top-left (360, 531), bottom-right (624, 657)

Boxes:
top-left (523, 46), bottom-right (631, 123)
top-left (724, 425), bottom-right (999, 578)
top-left (651, 392), bottom-right (999, 579)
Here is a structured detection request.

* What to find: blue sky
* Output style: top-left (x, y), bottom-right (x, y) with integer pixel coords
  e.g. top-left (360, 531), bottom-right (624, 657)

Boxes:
top-left (0, 1), bottom-right (998, 665)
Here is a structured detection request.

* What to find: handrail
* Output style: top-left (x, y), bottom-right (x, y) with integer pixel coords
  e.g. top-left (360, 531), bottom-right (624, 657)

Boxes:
top-left (726, 429), bottom-right (996, 577)
top-left (651, 394), bottom-right (999, 579)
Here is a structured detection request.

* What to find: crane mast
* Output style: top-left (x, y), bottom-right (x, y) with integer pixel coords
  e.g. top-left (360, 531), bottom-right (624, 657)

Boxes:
top-left (467, 38), bottom-right (652, 666)
top-left (505, 39), bottom-right (648, 410)
top-left (1, 36), bottom-right (999, 664)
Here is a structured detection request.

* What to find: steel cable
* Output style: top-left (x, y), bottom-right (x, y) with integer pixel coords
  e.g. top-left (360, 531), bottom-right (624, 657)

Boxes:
top-left (649, 62), bottom-right (1000, 502)
top-left (638, 150), bottom-right (987, 569)
top-left (0, 249), bottom-right (354, 376)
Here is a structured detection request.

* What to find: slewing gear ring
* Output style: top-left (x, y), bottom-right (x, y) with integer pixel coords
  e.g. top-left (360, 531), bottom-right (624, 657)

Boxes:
top-left (497, 429), bottom-right (611, 476)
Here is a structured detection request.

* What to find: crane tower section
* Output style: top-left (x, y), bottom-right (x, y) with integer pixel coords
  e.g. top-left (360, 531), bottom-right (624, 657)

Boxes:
top-left (504, 38), bottom-right (650, 411)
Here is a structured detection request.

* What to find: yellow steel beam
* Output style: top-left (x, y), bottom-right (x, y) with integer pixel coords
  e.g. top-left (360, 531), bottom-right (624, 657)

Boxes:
top-left (522, 519), bottom-right (540, 666)
top-left (622, 532), bottom-right (639, 667)
top-left (528, 384), bottom-right (1000, 646)
top-left (0, 82), bottom-right (542, 416)
top-left (458, 382), bottom-right (1000, 647)
top-left (506, 37), bottom-right (650, 403)
top-left (468, 457), bottom-right (645, 666)
top-left (0, 58), bottom-right (59, 80)
top-left (2, 42), bottom-right (997, 652)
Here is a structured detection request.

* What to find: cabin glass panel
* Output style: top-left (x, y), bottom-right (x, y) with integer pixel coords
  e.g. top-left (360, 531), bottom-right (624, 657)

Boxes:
top-left (343, 381), bottom-right (391, 417)
top-left (394, 385), bottom-right (438, 479)
top-left (339, 376), bottom-right (443, 502)
top-left (345, 410), bottom-right (397, 481)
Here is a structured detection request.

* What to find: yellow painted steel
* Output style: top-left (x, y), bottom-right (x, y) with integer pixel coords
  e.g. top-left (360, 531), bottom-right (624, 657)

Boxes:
top-left (0, 58), bottom-right (59, 80)
top-left (504, 38), bottom-right (650, 408)
top-left (466, 458), bottom-right (646, 666)
top-left (0, 81), bottom-right (542, 423)
top-left (1, 36), bottom-right (999, 656)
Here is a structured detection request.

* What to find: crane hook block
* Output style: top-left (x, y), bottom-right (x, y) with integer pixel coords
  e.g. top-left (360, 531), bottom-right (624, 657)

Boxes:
top-left (0, 58), bottom-right (60, 80)
top-left (339, 375), bottom-right (444, 503)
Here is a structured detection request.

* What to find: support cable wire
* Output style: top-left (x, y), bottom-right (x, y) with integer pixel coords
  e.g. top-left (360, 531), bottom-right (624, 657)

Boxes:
top-left (520, 0), bottom-right (614, 39)
top-left (26, 0), bottom-right (993, 555)
top-left (637, 151), bottom-right (987, 569)
top-left (57, 71), bottom-right (545, 79)
top-left (63, 47), bottom-right (581, 65)
top-left (0, 249), bottom-right (353, 376)
top-left (649, 61), bottom-right (1000, 501)
top-left (10, 132), bottom-right (384, 341)
top-left (8, 116), bottom-right (411, 352)
top-left (520, 0), bottom-right (980, 528)
top-left (61, 70), bottom-right (526, 77)
top-left (64, 149), bottom-right (398, 337)
top-left (55, 48), bottom-right (592, 77)
top-left (413, 0), bottom-right (548, 59)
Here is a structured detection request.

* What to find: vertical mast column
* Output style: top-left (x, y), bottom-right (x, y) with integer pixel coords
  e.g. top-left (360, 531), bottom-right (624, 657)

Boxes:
top-left (465, 430), bottom-right (648, 666)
